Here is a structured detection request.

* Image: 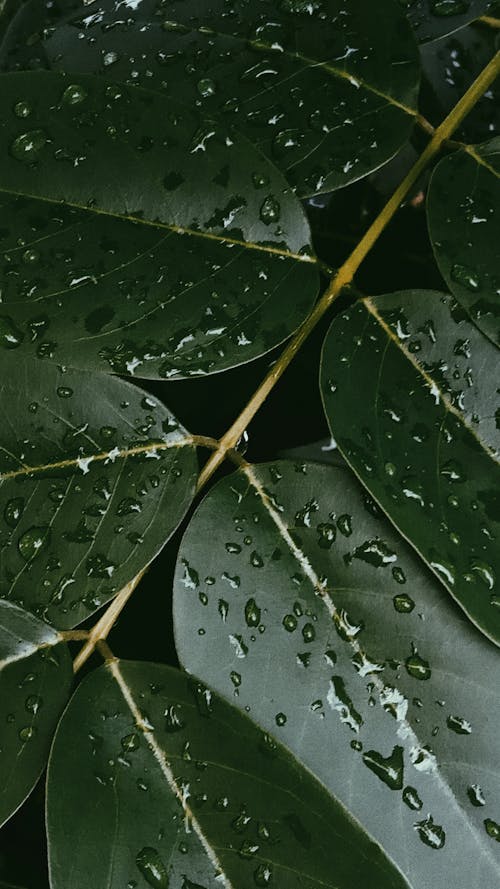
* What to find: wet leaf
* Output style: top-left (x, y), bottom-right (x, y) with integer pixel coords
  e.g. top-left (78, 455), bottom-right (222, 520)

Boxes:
top-left (0, 600), bottom-right (72, 827)
top-left (406, 0), bottom-right (492, 43)
top-left (320, 290), bottom-right (500, 643)
top-left (47, 659), bottom-right (409, 889)
top-left (0, 361), bottom-right (197, 629)
top-left (420, 21), bottom-right (500, 143)
top-left (174, 460), bottom-right (500, 889)
top-left (0, 0), bottom-right (421, 197)
top-left (0, 70), bottom-right (318, 378)
top-left (427, 138), bottom-right (500, 346)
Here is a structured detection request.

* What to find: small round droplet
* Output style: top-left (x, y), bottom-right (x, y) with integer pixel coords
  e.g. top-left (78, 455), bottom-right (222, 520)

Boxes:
top-left (19, 726), bottom-right (37, 742)
top-left (11, 130), bottom-right (47, 163)
top-left (14, 101), bottom-right (31, 118)
top-left (61, 84), bottom-right (88, 106)
top-left (4, 497), bottom-right (25, 528)
top-left (275, 712), bottom-right (287, 726)
top-left (197, 77), bottom-right (217, 98)
top-left (393, 593), bottom-right (415, 613)
top-left (259, 195), bottom-right (281, 224)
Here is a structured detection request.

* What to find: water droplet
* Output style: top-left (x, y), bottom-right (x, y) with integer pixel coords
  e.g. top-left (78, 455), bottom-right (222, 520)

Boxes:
top-left (405, 652), bottom-right (431, 681)
top-left (446, 715), bottom-right (472, 735)
top-left (135, 847), bottom-right (168, 888)
top-left (403, 786), bottom-right (423, 810)
top-left (252, 172), bottom-right (269, 189)
top-left (327, 676), bottom-right (363, 732)
top-left (254, 863), bottom-right (273, 886)
top-left (393, 593), bottom-right (415, 613)
top-left (18, 526), bottom-right (50, 561)
top-left (102, 50), bottom-right (120, 67)
top-left (259, 196), bottom-right (281, 224)
top-left (467, 784), bottom-right (485, 806)
top-left (61, 84), bottom-right (88, 106)
top-left (282, 614), bottom-right (297, 632)
top-left (25, 695), bottom-right (43, 715)
top-left (57, 386), bottom-right (73, 399)
top-left (413, 813), bottom-right (447, 852)
top-left (197, 78), bottom-right (217, 98)
top-left (275, 712), bottom-right (287, 726)
top-left (11, 130), bottom-right (47, 163)
top-left (4, 497), bottom-right (25, 528)
top-left (19, 726), bottom-right (37, 742)
top-left (362, 745), bottom-right (404, 790)
top-left (301, 622), bottom-right (315, 643)
top-left (121, 732), bottom-right (140, 752)
top-left (450, 263), bottom-right (481, 292)
top-left (164, 704), bottom-right (185, 733)
top-left (245, 598), bottom-right (261, 627)
top-left (0, 315), bottom-right (24, 349)
top-left (484, 818), bottom-right (500, 841)
top-left (14, 101), bottom-right (31, 118)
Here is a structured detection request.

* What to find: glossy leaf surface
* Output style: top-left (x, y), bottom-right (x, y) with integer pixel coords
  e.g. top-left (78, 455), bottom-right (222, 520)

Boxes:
top-left (0, 70), bottom-right (318, 378)
top-left (0, 0), bottom-right (421, 197)
top-left (0, 601), bottom-right (72, 827)
top-left (407, 0), bottom-right (492, 43)
top-left (174, 460), bottom-right (500, 889)
top-left (47, 660), bottom-right (409, 889)
top-left (320, 291), bottom-right (500, 642)
top-left (427, 140), bottom-right (500, 346)
top-left (0, 362), bottom-right (197, 628)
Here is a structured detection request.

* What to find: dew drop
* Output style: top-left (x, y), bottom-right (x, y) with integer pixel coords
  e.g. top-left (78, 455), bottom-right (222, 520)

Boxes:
top-left (450, 263), bottom-right (481, 292)
top-left (135, 847), bottom-right (168, 888)
top-left (61, 84), bottom-right (88, 106)
top-left (197, 77), bottom-right (217, 98)
top-left (414, 815), bottom-right (446, 849)
top-left (446, 714), bottom-right (472, 735)
top-left (0, 315), bottom-right (24, 350)
top-left (405, 652), bottom-right (431, 681)
top-left (25, 695), bottom-right (43, 715)
top-left (259, 196), bottom-right (281, 224)
top-left (393, 593), bottom-right (415, 613)
top-left (4, 497), bottom-right (25, 528)
top-left (467, 784), bottom-right (485, 807)
top-left (484, 818), bottom-right (500, 841)
top-left (362, 745), bottom-right (404, 790)
top-left (245, 597), bottom-right (261, 627)
top-left (402, 786), bottom-right (423, 811)
top-left (18, 526), bottom-right (50, 561)
top-left (19, 726), bottom-right (37, 742)
top-left (14, 101), bottom-right (31, 118)
top-left (11, 130), bottom-right (47, 163)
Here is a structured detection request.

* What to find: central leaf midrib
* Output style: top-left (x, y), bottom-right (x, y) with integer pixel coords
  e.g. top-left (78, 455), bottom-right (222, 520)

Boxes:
top-left (241, 462), bottom-right (499, 872)
top-left (0, 437), bottom-right (192, 482)
top-left (0, 185), bottom-right (316, 265)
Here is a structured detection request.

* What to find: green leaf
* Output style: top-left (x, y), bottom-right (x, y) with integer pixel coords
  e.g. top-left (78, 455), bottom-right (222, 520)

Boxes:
top-left (427, 139), bottom-right (500, 346)
top-left (406, 0), bottom-right (492, 43)
top-left (173, 460), bottom-right (500, 889)
top-left (0, 361), bottom-right (197, 629)
top-left (46, 660), bottom-right (409, 889)
top-left (0, 600), bottom-right (73, 827)
top-left (420, 21), bottom-right (500, 143)
top-left (320, 290), bottom-right (500, 643)
top-left (0, 71), bottom-right (318, 379)
top-left (0, 0), bottom-right (421, 197)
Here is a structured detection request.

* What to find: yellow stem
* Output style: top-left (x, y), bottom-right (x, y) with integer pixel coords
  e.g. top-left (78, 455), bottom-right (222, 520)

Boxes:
top-left (197, 50), bottom-right (500, 491)
top-left (479, 15), bottom-right (500, 29)
top-left (73, 569), bottom-right (146, 672)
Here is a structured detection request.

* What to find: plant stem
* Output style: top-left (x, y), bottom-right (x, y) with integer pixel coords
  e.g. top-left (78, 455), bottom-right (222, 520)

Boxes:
top-left (73, 568), bottom-right (146, 672)
top-left (479, 15), bottom-right (500, 29)
top-left (197, 50), bottom-right (500, 491)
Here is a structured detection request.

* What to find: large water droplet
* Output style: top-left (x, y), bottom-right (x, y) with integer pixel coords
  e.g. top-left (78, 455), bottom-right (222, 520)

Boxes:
top-left (446, 714), bottom-right (472, 735)
top-left (245, 597), bottom-right (261, 627)
top-left (18, 526), bottom-right (50, 561)
top-left (414, 815), bottom-right (446, 849)
top-left (197, 78), bottom-right (217, 98)
top-left (135, 847), bottom-right (168, 888)
top-left (405, 652), bottom-right (431, 680)
top-left (11, 130), bottom-right (47, 163)
top-left (393, 593), bottom-right (415, 613)
top-left (14, 101), bottom-right (31, 118)
top-left (362, 745), bottom-right (404, 790)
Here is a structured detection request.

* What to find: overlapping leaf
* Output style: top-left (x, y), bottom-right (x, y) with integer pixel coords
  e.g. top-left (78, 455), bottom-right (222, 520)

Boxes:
top-left (427, 139), bottom-right (500, 345)
top-left (320, 290), bottom-right (500, 642)
top-left (407, 0), bottom-right (493, 43)
top-left (0, 361), bottom-right (197, 628)
top-left (420, 21), bottom-right (500, 142)
top-left (0, 0), bottom-right (421, 197)
top-left (0, 601), bottom-right (73, 827)
top-left (173, 460), bottom-right (500, 889)
top-left (47, 660), bottom-right (409, 889)
top-left (0, 70), bottom-right (318, 378)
